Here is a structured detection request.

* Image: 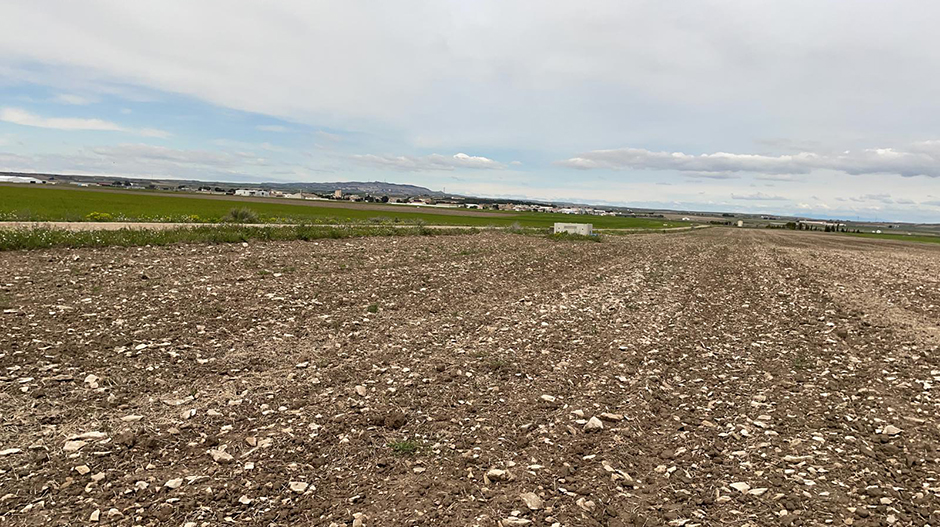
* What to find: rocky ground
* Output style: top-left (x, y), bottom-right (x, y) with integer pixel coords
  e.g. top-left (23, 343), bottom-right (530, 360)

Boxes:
top-left (0, 229), bottom-right (938, 526)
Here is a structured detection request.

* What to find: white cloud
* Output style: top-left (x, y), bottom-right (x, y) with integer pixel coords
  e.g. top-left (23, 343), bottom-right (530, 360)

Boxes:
top-left (1, 107), bottom-right (124, 131)
top-left (7, 1), bottom-right (940, 153)
top-left (0, 143), bottom-right (281, 182)
top-left (257, 124), bottom-right (288, 132)
top-left (139, 128), bottom-right (171, 139)
top-left (315, 130), bottom-right (343, 142)
top-left (557, 144), bottom-right (940, 178)
top-left (352, 152), bottom-right (504, 171)
top-left (90, 143), bottom-right (267, 168)
top-left (51, 93), bottom-right (96, 105)
top-left (732, 192), bottom-right (786, 201)
top-left (0, 107), bottom-right (169, 138)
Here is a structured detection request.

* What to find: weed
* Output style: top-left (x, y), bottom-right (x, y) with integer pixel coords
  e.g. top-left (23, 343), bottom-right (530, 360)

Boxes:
top-left (549, 232), bottom-right (601, 242)
top-left (85, 211), bottom-right (114, 222)
top-left (222, 207), bottom-right (260, 223)
top-left (388, 439), bottom-right (419, 455)
top-left (367, 303), bottom-right (379, 313)
top-left (793, 354), bottom-right (809, 371)
top-left (0, 225), bottom-right (476, 251)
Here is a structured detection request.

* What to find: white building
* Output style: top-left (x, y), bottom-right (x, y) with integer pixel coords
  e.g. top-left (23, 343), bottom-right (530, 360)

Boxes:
top-left (0, 175), bottom-right (44, 184)
top-left (234, 189), bottom-right (270, 197)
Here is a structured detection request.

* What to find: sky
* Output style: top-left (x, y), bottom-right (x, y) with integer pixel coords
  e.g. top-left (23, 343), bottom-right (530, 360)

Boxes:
top-left (1, 1), bottom-right (939, 222)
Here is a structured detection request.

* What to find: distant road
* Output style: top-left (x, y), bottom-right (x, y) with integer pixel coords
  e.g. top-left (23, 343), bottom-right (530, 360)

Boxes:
top-left (0, 221), bottom-right (708, 232)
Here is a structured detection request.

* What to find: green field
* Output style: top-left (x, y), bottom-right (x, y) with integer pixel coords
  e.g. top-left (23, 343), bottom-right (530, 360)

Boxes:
top-left (846, 232), bottom-right (940, 245)
top-left (0, 184), bottom-right (687, 229)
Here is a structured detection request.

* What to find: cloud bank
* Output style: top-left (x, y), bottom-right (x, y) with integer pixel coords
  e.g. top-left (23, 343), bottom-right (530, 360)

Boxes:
top-left (557, 143), bottom-right (940, 178)
top-left (0, 107), bottom-right (169, 138)
top-left (352, 152), bottom-right (504, 172)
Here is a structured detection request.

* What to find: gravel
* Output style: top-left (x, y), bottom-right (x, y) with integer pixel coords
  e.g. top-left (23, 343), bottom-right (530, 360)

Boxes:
top-left (1, 229), bottom-right (938, 525)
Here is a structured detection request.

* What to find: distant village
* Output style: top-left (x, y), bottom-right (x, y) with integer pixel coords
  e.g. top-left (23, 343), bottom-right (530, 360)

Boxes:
top-left (0, 173), bottom-right (631, 217)
top-left (223, 187), bottom-right (626, 216)
top-left (2, 173), bottom-right (926, 232)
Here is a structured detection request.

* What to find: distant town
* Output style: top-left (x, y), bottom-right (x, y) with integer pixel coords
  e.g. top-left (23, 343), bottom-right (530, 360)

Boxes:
top-left (2, 171), bottom-right (937, 236)
top-left (0, 172), bottom-right (638, 217)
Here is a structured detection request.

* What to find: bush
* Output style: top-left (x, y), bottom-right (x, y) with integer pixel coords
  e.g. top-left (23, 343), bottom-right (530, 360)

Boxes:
top-left (221, 207), bottom-right (259, 223)
top-left (85, 211), bottom-right (114, 222)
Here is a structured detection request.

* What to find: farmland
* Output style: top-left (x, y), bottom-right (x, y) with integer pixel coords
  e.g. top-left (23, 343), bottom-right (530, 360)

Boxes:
top-left (1, 228), bottom-right (938, 525)
top-left (0, 184), bottom-right (686, 229)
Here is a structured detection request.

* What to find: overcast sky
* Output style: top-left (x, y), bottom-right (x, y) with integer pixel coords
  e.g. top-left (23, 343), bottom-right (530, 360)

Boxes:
top-left (1, 1), bottom-right (939, 221)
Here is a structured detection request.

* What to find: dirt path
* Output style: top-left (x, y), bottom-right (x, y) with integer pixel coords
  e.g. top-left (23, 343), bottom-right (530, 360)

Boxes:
top-left (0, 221), bottom-right (707, 233)
top-left (0, 229), bottom-right (937, 526)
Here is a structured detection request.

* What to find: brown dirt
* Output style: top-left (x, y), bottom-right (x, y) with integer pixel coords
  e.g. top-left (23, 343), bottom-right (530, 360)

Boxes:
top-left (0, 229), bottom-right (938, 526)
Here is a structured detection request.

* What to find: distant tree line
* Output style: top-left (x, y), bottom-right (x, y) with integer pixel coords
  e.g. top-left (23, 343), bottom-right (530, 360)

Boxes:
top-left (770, 222), bottom-right (860, 233)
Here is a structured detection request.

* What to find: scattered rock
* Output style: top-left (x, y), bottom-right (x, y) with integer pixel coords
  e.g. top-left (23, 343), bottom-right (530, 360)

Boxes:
top-left (289, 481), bottom-right (309, 493)
top-left (485, 468), bottom-right (510, 482)
top-left (730, 482), bottom-right (751, 494)
top-left (584, 416), bottom-right (604, 432)
top-left (63, 440), bottom-right (87, 452)
top-left (208, 448), bottom-right (234, 464)
top-left (520, 492), bottom-right (544, 510)
top-left (882, 425), bottom-right (902, 436)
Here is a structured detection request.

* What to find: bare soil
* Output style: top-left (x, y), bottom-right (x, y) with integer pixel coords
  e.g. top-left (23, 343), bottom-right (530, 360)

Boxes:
top-left (0, 229), bottom-right (938, 526)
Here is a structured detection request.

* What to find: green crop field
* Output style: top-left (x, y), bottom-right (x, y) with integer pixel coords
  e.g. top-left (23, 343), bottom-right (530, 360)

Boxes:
top-left (845, 232), bottom-right (940, 245)
top-left (0, 184), bottom-right (687, 229)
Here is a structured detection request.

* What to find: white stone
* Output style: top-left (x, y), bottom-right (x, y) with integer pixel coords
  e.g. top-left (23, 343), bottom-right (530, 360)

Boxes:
top-left (730, 482), bottom-right (751, 494)
top-left (486, 468), bottom-right (509, 482)
top-left (289, 481), bottom-right (309, 493)
top-left (584, 416), bottom-right (604, 432)
top-left (63, 440), bottom-right (87, 452)
top-left (208, 448), bottom-right (234, 464)
top-left (519, 492), bottom-right (543, 510)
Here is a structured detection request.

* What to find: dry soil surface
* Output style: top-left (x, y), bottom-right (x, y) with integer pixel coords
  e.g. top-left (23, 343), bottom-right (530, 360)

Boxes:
top-left (0, 229), bottom-right (938, 526)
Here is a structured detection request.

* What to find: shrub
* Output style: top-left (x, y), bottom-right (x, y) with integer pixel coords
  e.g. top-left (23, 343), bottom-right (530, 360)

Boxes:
top-left (85, 211), bottom-right (114, 222)
top-left (222, 207), bottom-right (259, 223)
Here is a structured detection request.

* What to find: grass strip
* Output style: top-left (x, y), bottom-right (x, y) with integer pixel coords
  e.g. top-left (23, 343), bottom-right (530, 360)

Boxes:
top-left (0, 225), bottom-right (476, 251)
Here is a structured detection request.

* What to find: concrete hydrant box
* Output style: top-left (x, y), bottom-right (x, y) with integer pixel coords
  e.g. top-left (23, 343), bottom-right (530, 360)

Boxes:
top-left (553, 223), bottom-right (593, 235)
